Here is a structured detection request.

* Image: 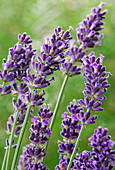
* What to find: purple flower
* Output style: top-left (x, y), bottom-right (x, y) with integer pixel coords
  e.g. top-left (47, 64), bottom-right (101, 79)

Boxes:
top-left (67, 99), bottom-right (99, 125)
top-left (73, 150), bottom-right (95, 169)
top-left (56, 110), bottom-right (81, 167)
top-left (6, 96), bottom-right (33, 149)
top-left (61, 62), bottom-right (81, 77)
top-left (89, 126), bottom-right (115, 169)
top-left (61, 114), bottom-right (81, 139)
top-left (28, 162), bottom-right (49, 170)
top-left (26, 144), bottom-right (45, 160)
top-left (67, 99), bottom-right (83, 115)
top-left (77, 110), bottom-right (98, 125)
top-left (12, 81), bottom-right (29, 95)
top-left (17, 103), bottom-right (53, 169)
top-left (32, 26), bottom-right (73, 77)
top-left (64, 40), bottom-right (86, 62)
top-left (55, 157), bottom-right (73, 170)
top-left (1, 85), bottom-right (11, 95)
top-left (17, 146), bottom-right (49, 170)
top-left (76, 2), bottom-right (107, 49)
top-left (19, 90), bottom-right (45, 107)
top-left (23, 73), bottom-right (55, 89)
top-left (18, 32), bottom-right (33, 44)
top-left (82, 53), bottom-right (111, 100)
top-left (78, 95), bottom-right (103, 112)
top-left (62, 127), bottom-right (115, 170)
top-left (1, 33), bottom-right (36, 82)
top-left (29, 116), bottom-right (51, 144)
top-left (12, 97), bottom-right (27, 112)
top-left (58, 141), bottom-right (75, 155)
top-left (0, 68), bottom-right (15, 82)
top-left (5, 137), bottom-right (17, 150)
top-left (61, 3), bottom-right (107, 77)
top-left (38, 103), bottom-right (53, 121)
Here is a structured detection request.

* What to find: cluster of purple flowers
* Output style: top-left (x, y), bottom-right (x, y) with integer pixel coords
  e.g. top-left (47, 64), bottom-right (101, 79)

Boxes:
top-left (31, 26), bottom-right (72, 78)
top-left (0, 32), bottom-right (35, 84)
top-left (18, 104), bottom-right (53, 169)
top-left (82, 52), bottom-right (112, 100)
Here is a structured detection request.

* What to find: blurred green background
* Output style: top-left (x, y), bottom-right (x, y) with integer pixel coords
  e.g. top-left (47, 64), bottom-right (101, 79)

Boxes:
top-left (0, 0), bottom-right (115, 169)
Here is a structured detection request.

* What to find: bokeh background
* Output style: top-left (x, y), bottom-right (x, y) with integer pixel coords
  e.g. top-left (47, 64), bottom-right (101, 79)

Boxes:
top-left (0, 0), bottom-right (115, 169)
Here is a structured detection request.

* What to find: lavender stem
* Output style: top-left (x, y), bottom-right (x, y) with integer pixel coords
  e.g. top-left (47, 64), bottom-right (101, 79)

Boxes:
top-left (50, 74), bottom-right (69, 130)
top-left (67, 125), bottom-right (84, 170)
top-left (5, 110), bottom-right (19, 170)
top-left (1, 149), bottom-right (8, 170)
top-left (43, 74), bottom-right (69, 162)
top-left (11, 105), bottom-right (31, 170)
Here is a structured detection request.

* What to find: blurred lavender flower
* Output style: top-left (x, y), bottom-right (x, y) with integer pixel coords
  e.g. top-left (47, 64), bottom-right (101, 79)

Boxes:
top-left (38, 103), bottom-right (53, 121)
top-left (6, 87), bottom-right (45, 150)
top-left (27, 162), bottom-right (49, 170)
top-left (6, 96), bottom-right (33, 149)
top-left (18, 32), bottom-right (33, 44)
top-left (1, 85), bottom-right (11, 96)
top-left (26, 143), bottom-right (45, 160)
top-left (12, 81), bottom-right (29, 95)
top-left (5, 137), bottom-right (17, 150)
top-left (58, 141), bottom-right (75, 155)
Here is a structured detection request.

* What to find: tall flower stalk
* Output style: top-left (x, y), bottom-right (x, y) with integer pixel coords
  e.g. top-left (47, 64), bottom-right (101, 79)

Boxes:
top-left (5, 110), bottom-right (19, 170)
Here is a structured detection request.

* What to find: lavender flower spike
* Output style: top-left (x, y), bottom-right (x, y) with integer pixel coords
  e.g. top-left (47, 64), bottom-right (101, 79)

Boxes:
top-left (32, 26), bottom-right (73, 77)
top-left (61, 2), bottom-right (107, 77)
top-left (18, 104), bottom-right (53, 169)
top-left (89, 126), bottom-right (115, 169)
top-left (82, 53), bottom-right (111, 100)
top-left (77, 2), bottom-right (107, 49)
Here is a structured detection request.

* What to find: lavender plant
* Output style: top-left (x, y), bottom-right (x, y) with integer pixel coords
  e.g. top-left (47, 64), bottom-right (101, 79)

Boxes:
top-left (1, 2), bottom-right (115, 170)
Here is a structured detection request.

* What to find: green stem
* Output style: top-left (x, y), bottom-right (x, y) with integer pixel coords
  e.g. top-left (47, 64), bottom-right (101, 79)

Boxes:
top-left (50, 75), bottom-right (69, 130)
top-left (67, 125), bottom-right (84, 170)
top-left (11, 105), bottom-right (31, 170)
top-left (5, 110), bottom-right (19, 170)
top-left (43, 75), bottom-right (69, 163)
top-left (1, 149), bottom-right (8, 170)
